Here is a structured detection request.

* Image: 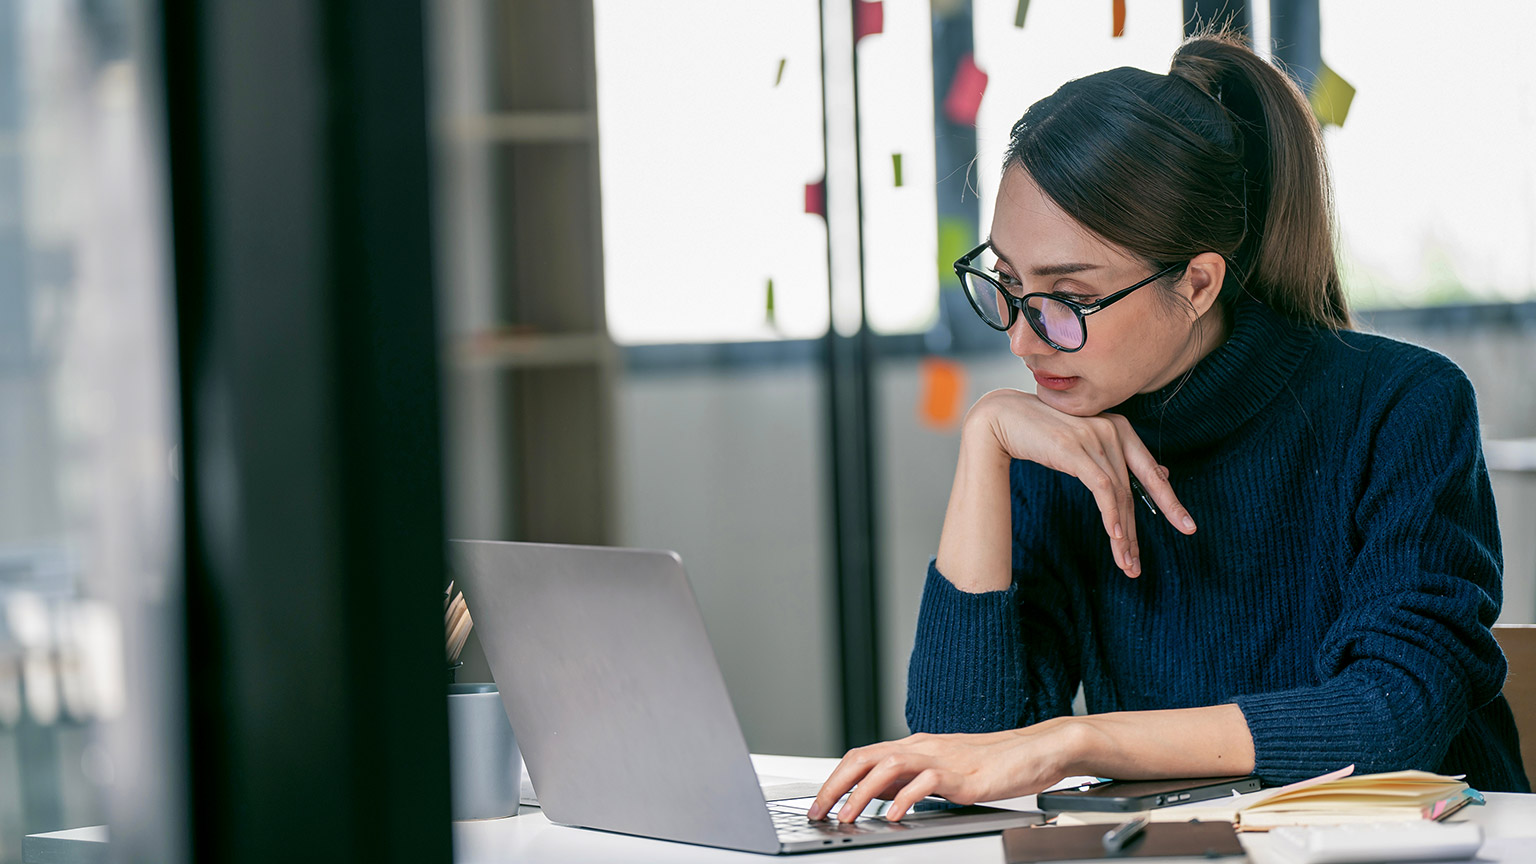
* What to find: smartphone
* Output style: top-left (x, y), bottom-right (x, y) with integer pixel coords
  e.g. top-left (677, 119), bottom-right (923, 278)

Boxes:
top-left (1036, 775), bottom-right (1262, 812)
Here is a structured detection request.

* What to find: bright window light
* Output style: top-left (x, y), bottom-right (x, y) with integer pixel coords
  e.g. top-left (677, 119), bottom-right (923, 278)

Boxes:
top-left (858, 0), bottom-right (940, 335)
top-left (595, 0), bottom-right (829, 345)
top-left (1322, 0), bottom-right (1536, 307)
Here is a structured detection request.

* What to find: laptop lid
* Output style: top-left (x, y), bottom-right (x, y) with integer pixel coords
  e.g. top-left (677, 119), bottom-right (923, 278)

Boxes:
top-left (451, 540), bottom-right (782, 854)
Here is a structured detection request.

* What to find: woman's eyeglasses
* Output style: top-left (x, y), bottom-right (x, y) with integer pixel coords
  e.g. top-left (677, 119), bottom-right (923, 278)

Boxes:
top-left (953, 242), bottom-right (1186, 352)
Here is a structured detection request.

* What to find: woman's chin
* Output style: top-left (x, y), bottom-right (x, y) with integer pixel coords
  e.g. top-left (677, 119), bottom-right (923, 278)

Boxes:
top-left (1035, 386), bottom-right (1108, 417)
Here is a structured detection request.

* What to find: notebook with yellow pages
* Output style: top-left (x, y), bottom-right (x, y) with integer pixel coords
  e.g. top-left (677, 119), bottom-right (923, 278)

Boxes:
top-left (1051, 765), bottom-right (1484, 832)
top-left (1233, 765), bottom-right (1482, 830)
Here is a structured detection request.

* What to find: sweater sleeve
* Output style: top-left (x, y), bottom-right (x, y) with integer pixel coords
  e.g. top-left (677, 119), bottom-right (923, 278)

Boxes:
top-left (1234, 361), bottom-right (1507, 784)
top-left (906, 460), bottom-right (1081, 734)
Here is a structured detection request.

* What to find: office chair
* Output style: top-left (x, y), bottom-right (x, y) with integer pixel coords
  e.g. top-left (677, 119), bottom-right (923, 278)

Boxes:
top-left (1493, 624), bottom-right (1536, 790)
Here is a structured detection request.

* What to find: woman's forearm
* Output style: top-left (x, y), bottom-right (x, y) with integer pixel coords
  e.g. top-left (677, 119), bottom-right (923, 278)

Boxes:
top-left (1062, 704), bottom-right (1256, 779)
top-left (935, 402), bottom-right (1015, 593)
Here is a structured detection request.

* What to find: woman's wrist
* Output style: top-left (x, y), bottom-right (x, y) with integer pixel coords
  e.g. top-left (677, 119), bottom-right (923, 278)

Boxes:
top-left (1032, 716), bottom-right (1104, 780)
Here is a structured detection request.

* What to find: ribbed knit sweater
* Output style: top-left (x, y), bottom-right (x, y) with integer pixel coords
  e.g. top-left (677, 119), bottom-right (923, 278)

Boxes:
top-left (906, 298), bottom-right (1529, 792)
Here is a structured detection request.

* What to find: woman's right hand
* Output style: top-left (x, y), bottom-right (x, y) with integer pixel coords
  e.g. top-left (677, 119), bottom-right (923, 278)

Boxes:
top-left (965, 388), bottom-right (1196, 578)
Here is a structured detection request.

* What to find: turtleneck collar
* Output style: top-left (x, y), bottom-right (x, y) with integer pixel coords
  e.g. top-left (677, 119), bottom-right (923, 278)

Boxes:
top-left (1113, 299), bottom-right (1319, 461)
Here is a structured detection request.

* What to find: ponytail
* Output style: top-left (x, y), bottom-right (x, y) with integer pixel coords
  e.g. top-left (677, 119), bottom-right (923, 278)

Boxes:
top-left (1169, 31), bottom-right (1349, 328)
top-left (1004, 27), bottom-right (1350, 329)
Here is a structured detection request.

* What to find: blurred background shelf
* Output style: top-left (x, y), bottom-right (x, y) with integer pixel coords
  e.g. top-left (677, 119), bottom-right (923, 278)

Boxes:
top-left (452, 331), bottom-right (614, 370)
top-left (444, 110), bottom-right (598, 143)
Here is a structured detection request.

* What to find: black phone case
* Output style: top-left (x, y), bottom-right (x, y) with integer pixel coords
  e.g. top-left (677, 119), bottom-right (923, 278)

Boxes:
top-left (1035, 776), bottom-right (1261, 812)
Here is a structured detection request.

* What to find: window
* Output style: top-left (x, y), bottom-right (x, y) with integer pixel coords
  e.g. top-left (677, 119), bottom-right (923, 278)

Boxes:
top-left (1322, 0), bottom-right (1536, 307)
top-left (595, 0), bottom-right (830, 344)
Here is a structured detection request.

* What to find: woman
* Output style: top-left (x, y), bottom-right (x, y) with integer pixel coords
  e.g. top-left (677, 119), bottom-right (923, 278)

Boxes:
top-left (808, 30), bottom-right (1527, 824)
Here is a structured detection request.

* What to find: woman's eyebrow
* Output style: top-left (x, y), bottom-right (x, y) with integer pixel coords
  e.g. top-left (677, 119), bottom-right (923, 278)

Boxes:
top-left (986, 238), bottom-right (1103, 277)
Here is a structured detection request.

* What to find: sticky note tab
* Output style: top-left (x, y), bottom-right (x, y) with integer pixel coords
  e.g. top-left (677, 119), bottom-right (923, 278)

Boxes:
top-left (919, 357), bottom-right (967, 430)
top-left (1014, 0), bottom-right (1031, 28)
top-left (1309, 61), bottom-right (1355, 128)
top-left (942, 53), bottom-right (988, 126)
top-left (1112, 0), bottom-right (1126, 37)
top-left (892, 152), bottom-right (903, 187)
top-left (775, 57), bottom-right (786, 87)
top-left (937, 215), bottom-right (971, 285)
top-left (765, 278), bottom-right (777, 327)
top-left (855, 0), bottom-right (884, 42)
top-left (805, 179), bottom-right (826, 218)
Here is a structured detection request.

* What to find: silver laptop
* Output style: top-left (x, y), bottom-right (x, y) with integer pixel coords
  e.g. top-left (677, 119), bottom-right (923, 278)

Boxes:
top-left (450, 539), bottom-right (1043, 854)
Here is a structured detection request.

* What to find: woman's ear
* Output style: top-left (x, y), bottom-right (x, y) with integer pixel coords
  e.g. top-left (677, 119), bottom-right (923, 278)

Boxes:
top-left (1182, 252), bottom-right (1227, 318)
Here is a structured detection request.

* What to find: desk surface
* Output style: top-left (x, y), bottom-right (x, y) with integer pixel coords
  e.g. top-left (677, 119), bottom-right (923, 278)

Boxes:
top-left (26, 756), bottom-right (1536, 863)
top-left (451, 755), bottom-right (1536, 863)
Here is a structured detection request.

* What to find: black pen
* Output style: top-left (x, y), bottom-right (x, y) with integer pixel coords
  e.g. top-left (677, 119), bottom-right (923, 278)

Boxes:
top-left (1102, 812), bottom-right (1149, 853)
top-left (1128, 476), bottom-right (1159, 516)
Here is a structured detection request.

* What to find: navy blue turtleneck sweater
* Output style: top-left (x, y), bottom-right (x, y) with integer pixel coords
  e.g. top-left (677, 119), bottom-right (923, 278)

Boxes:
top-left (906, 299), bottom-right (1528, 792)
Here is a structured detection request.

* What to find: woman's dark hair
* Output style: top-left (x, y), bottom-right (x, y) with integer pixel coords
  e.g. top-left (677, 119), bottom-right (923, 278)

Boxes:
top-left (1004, 29), bottom-right (1350, 329)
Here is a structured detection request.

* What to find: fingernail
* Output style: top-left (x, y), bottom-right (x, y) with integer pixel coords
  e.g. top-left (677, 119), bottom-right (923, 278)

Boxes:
top-left (808, 806), bottom-right (823, 820)
top-left (1182, 515), bottom-right (1196, 531)
top-left (1113, 523), bottom-right (1123, 539)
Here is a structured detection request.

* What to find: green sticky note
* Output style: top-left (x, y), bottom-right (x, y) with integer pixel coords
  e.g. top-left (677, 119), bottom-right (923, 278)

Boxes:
top-left (775, 58), bottom-right (786, 87)
top-left (765, 278), bottom-right (776, 317)
top-left (937, 216), bottom-right (973, 287)
top-left (892, 152), bottom-right (903, 187)
top-left (1309, 61), bottom-right (1355, 128)
top-left (1014, 0), bottom-right (1030, 28)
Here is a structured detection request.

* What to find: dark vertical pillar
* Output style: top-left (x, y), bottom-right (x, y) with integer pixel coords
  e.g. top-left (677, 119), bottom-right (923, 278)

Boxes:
top-left (162, 1), bottom-right (451, 862)
top-left (1269, 0), bottom-right (1321, 93)
top-left (820, 0), bottom-right (882, 750)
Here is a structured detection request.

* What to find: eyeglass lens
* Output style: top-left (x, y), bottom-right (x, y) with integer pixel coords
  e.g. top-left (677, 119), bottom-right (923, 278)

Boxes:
top-left (961, 248), bottom-right (1086, 349)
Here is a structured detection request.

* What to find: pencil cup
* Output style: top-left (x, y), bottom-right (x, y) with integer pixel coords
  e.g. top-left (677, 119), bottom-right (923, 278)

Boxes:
top-left (447, 683), bottom-right (521, 820)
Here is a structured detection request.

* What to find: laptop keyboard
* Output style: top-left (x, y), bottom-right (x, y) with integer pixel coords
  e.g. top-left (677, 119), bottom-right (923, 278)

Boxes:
top-left (767, 803), bottom-right (908, 842)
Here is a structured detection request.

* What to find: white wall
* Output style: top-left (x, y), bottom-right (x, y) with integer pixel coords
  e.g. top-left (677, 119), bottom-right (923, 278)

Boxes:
top-left (614, 366), bottom-right (840, 757)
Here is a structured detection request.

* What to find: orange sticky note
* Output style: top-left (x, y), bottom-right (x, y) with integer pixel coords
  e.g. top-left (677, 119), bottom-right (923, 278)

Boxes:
top-left (1112, 0), bottom-right (1126, 37)
top-left (919, 357), bottom-right (967, 429)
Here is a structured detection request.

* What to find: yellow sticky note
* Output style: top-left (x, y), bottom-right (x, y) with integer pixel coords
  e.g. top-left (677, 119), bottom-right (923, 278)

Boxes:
top-left (1310, 62), bottom-right (1355, 128)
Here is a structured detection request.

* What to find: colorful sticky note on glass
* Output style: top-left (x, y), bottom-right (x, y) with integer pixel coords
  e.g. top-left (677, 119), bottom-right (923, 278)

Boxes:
top-left (775, 58), bottom-right (786, 87)
top-left (855, 0), bottom-right (884, 42)
top-left (919, 357), bottom-right (968, 430)
top-left (1112, 0), bottom-right (1126, 37)
top-left (943, 53), bottom-right (988, 126)
top-left (1014, 0), bottom-right (1031, 28)
top-left (937, 215), bottom-right (972, 285)
top-left (765, 278), bottom-right (776, 325)
top-left (805, 179), bottom-right (826, 218)
top-left (892, 153), bottom-right (903, 187)
top-left (1309, 61), bottom-right (1356, 128)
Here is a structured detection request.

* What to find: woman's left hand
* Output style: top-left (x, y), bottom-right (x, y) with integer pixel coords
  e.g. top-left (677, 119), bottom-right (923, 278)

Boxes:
top-left (805, 719), bottom-right (1082, 823)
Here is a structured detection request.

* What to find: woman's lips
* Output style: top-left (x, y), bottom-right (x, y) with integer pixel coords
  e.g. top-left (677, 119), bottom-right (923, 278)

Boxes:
top-left (1031, 369), bottom-right (1080, 391)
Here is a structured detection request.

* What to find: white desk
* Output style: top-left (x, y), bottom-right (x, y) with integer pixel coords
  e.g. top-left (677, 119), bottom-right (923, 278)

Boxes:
top-left (26, 756), bottom-right (1536, 863)
top-left (451, 755), bottom-right (1536, 863)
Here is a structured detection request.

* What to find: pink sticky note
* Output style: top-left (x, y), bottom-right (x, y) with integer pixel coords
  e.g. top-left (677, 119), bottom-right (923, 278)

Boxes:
top-left (855, 1), bottom-right (884, 42)
top-left (804, 179), bottom-right (826, 218)
top-left (943, 53), bottom-right (988, 127)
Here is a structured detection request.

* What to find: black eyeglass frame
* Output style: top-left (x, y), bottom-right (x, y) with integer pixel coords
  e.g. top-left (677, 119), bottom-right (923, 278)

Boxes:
top-left (953, 241), bottom-right (1188, 352)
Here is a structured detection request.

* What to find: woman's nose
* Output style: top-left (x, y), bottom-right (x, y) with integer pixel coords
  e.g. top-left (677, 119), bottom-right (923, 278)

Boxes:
top-left (1008, 315), bottom-right (1053, 358)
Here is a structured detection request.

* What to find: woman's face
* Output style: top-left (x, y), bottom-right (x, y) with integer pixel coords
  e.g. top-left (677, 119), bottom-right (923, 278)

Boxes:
top-left (988, 165), bottom-right (1221, 417)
